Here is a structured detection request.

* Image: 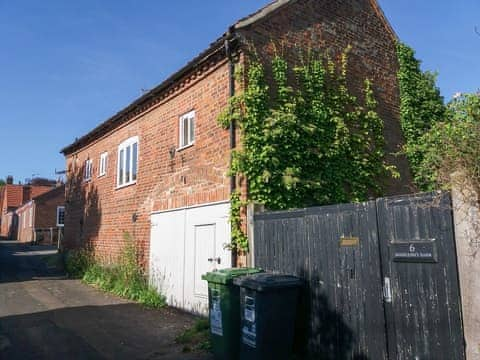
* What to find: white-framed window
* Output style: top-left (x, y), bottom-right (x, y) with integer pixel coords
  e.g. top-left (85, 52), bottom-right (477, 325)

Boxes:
top-left (179, 110), bottom-right (195, 149)
top-left (117, 136), bottom-right (138, 188)
top-left (84, 159), bottom-right (93, 181)
top-left (99, 152), bottom-right (108, 177)
top-left (56, 206), bottom-right (65, 227)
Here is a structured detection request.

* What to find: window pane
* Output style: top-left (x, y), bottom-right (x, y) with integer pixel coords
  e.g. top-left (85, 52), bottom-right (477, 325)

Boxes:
top-left (126, 145), bottom-right (131, 183)
top-left (183, 117), bottom-right (189, 146)
top-left (119, 149), bottom-right (124, 185)
top-left (58, 207), bottom-right (65, 225)
top-left (132, 142), bottom-right (138, 181)
top-left (189, 115), bottom-right (195, 143)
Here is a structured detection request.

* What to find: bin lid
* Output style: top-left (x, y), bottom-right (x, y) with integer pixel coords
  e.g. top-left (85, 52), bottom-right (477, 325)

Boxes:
top-left (202, 268), bottom-right (263, 284)
top-left (233, 273), bottom-right (302, 291)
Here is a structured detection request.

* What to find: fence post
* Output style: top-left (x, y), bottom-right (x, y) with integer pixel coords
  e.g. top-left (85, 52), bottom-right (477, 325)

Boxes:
top-left (246, 203), bottom-right (255, 267)
top-left (451, 172), bottom-right (480, 360)
top-left (57, 227), bottom-right (62, 251)
top-left (246, 203), bottom-right (265, 268)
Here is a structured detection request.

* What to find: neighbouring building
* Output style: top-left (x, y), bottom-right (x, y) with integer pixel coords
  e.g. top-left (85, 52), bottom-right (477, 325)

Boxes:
top-left (16, 185), bottom-right (65, 244)
top-left (61, 0), bottom-right (412, 313)
top-left (0, 177), bottom-right (57, 239)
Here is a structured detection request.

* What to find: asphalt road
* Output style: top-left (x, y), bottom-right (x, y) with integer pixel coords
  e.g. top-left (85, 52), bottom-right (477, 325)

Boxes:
top-left (0, 241), bottom-right (211, 360)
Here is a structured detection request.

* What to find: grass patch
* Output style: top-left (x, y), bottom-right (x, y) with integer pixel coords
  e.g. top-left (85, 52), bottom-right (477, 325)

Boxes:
top-left (176, 318), bottom-right (212, 353)
top-left (65, 233), bottom-right (166, 309)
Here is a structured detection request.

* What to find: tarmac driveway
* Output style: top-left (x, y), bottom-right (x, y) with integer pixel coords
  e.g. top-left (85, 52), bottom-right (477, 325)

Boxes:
top-left (0, 241), bottom-right (211, 360)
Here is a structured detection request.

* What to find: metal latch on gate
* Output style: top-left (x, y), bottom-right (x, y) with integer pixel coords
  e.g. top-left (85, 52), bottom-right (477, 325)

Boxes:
top-left (383, 277), bottom-right (392, 303)
top-left (208, 257), bottom-right (221, 265)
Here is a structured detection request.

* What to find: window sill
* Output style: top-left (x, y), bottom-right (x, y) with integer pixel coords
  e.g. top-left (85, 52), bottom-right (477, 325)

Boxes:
top-left (116, 181), bottom-right (137, 190)
top-left (98, 173), bottom-right (106, 179)
top-left (177, 143), bottom-right (194, 152)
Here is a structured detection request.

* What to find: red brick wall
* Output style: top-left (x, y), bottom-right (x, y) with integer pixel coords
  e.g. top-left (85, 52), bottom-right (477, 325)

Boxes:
top-left (64, 60), bottom-right (233, 266)
top-left (236, 0), bottom-right (413, 195)
top-left (63, 0), bottom-right (413, 268)
top-left (34, 190), bottom-right (65, 230)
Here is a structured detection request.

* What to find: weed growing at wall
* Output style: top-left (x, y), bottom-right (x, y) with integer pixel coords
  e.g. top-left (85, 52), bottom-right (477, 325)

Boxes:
top-left (415, 93), bottom-right (480, 192)
top-left (175, 318), bottom-right (212, 353)
top-left (396, 42), bottom-right (446, 190)
top-left (65, 232), bottom-right (166, 308)
top-left (220, 49), bottom-right (395, 250)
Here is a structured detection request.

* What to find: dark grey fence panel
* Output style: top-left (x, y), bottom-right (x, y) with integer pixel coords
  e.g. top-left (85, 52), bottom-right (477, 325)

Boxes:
top-left (253, 192), bottom-right (465, 359)
top-left (377, 192), bottom-right (465, 360)
top-left (254, 202), bottom-right (387, 359)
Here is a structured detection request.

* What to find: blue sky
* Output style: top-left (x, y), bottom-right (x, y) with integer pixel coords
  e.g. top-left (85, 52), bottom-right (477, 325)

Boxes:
top-left (0, 0), bottom-right (478, 183)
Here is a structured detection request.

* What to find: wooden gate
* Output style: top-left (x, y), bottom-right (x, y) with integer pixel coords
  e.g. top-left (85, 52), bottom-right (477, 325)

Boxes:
top-left (253, 192), bottom-right (465, 359)
top-left (377, 192), bottom-right (464, 360)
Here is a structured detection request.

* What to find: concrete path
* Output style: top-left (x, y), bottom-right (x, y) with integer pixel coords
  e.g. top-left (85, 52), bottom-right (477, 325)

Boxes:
top-left (0, 241), bottom-right (211, 360)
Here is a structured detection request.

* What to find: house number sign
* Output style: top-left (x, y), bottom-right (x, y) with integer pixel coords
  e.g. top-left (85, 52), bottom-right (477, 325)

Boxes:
top-left (392, 240), bottom-right (437, 263)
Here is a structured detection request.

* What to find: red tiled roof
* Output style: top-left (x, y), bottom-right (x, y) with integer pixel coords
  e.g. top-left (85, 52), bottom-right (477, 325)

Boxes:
top-left (6, 185), bottom-right (24, 208)
top-left (0, 184), bottom-right (55, 211)
top-left (30, 186), bottom-right (54, 199)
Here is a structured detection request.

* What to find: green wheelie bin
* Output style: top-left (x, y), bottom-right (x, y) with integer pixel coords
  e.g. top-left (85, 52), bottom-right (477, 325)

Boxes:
top-left (202, 268), bottom-right (263, 360)
top-left (233, 273), bottom-right (302, 360)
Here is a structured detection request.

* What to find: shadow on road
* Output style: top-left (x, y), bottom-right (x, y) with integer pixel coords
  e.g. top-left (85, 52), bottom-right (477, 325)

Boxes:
top-left (0, 303), bottom-right (210, 360)
top-left (0, 241), bottom-right (65, 284)
top-left (0, 241), bottom-right (211, 360)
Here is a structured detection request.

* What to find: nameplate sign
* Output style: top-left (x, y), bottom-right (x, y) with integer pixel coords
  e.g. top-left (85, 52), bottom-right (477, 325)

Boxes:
top-left (392, 241), bottom-right (437, 263)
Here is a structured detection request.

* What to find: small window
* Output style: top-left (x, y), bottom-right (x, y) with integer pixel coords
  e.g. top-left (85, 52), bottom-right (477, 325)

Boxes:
top-left (99, 152), bottom-right (108, 177)
top-left (179, 110), bottom-right (195, 149)
top-left (117, 136), bottom-right (139, 188)
top-left (57, 206), bottom-right (65, 227)
top-left (84, 159), bottom-right (93, 181)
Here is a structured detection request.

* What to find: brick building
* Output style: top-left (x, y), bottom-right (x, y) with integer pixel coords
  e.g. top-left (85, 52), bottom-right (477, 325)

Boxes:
top-left (16, 185), bottom-right (65, 244)
top-left (61, 0), bottom-right (411, 313)
top-left (0, 177), bottom-right (56, 239)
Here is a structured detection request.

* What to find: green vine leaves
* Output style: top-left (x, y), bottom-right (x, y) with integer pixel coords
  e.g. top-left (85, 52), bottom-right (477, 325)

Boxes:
top-left (396, 42), bottom-right (446, 190)
top-left (221, 49), bottom-right (397, 251)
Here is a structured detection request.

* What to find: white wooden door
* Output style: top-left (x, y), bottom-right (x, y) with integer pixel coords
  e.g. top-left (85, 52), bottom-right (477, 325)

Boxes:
top-left (184, 202), bottom-right (231, 313)
top-left (149, 208), bottom-right (185, 308)
top-left (149, 202), bottom-right (231, 314)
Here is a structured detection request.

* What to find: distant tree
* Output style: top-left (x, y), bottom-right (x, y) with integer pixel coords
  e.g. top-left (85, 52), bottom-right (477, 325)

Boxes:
top-left (0, 179), bottom-right (5, 186)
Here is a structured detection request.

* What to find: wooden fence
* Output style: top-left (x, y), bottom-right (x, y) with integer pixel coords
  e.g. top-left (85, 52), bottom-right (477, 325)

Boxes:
top-left (253, 192), bottom-right (465, 359)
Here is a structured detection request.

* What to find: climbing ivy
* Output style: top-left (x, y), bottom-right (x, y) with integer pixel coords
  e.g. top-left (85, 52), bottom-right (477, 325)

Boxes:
top-left (414, 93), bottom-right (480, 192)
top-left (228, 190), bottom-right (249, 252)
top-left (396, 42), bottom-right (446, 190)
top-left (221, 49), bottom-right (396, 250)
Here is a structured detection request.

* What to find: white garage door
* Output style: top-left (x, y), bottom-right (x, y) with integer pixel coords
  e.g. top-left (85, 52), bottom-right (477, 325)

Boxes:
top-left (149, 202), bottom-right (231, 314)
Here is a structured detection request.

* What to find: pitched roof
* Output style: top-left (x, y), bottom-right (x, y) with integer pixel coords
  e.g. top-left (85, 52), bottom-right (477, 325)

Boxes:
top-left (0, 184), bottom-right (56, 212)
top-left (60, 0), bottom-right (397, 155)
top-left (5, 185), bottom-right (24, 209)
top-left (60, 1), bottom-right (295, 156)
top-left (32, 184), bottom-right (65, 203)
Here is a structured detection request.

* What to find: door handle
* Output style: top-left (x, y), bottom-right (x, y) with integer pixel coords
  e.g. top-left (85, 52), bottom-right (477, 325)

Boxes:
top-left (383, 277), bottom-right (392, 303)
top-left (208, 257), bottom-right (221, 264)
